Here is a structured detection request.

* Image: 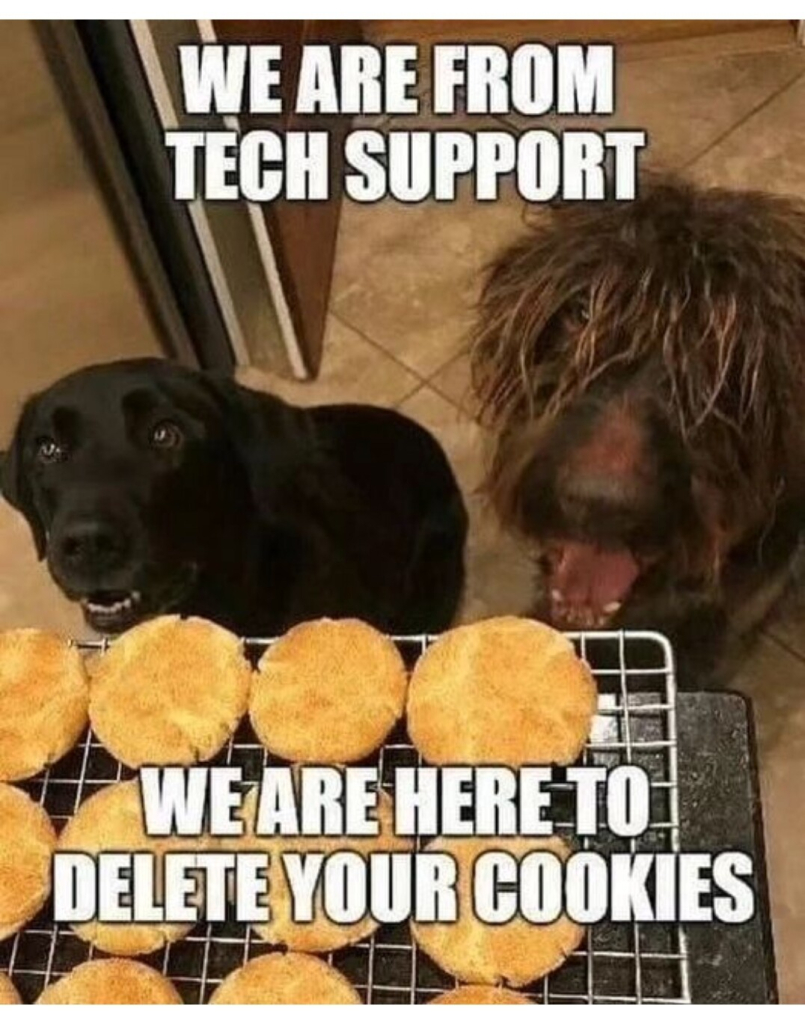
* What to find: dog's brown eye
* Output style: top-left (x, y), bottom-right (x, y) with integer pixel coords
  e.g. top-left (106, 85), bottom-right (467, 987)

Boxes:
top-left (150, 421), bottom-right (184, 449)
top-left (36, 437), bottom-right (65, 463)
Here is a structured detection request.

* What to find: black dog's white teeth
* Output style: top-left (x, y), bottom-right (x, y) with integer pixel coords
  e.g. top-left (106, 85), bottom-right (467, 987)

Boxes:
top-left (81, 590), bottom-right (142, 615)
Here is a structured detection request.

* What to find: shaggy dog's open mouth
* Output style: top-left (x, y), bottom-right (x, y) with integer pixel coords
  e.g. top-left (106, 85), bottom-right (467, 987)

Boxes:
top-left (78, 563), bottom-right (198, 633)
top-left (541, 541), bottom-right (643, 629)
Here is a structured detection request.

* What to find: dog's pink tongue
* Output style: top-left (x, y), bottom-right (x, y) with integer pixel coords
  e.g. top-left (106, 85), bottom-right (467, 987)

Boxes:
top-left (551, 542), bottom-right (640, 608)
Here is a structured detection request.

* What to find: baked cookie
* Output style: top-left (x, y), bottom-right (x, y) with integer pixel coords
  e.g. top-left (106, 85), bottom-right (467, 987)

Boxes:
top-left (430, 986), bottom-right (533, 1004)
top-left (0, 628), bottom-right (89, 782)
top-left (0, 783), bottom-right (56, 941)
top-left (0, 973), bottom-right (21, 1004)
top-left (89, 615), bottom-right (251, 767)
top-left (412, 835), bottom-right (585, 987)
top-left (407, 616), bottom-right (597, 766)
top-left (58, 780), bottom-right (203, 955)
top-left (209, 952), bottom-right (361, 1005)
top-left (37, 960), bottom-right (182, 1004)
top-left (226, 784), bottom-right (411, 952)
top-left (250, 619), bottom-right (407, 763)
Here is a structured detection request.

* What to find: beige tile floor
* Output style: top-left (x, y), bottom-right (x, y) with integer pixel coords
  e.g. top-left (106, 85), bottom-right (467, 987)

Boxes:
top-left (1, 28), bottom-right (805, 1001)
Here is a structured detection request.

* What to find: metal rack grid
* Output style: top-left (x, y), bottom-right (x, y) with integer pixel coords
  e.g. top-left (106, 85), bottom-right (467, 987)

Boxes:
top-left (1, 629), bottom-right (691, 1004)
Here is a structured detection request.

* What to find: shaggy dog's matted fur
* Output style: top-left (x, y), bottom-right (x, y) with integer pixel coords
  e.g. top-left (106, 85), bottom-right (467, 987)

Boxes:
top-left (471, 177), bottom-right (805, 683)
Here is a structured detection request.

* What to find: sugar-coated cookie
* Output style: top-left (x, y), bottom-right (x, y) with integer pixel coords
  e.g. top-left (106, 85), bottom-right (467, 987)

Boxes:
top-left (58, 780), bottom-right (203, 955)
top-left (251, 619), bottom-right (407, 763)
top-left (0, 628), bottom-right (89, 781)
top-left (412, 834), bottom-right (585, 987)
top-left (224, 783), bottom-right (410, 952)
top-left (89, 615), bottom-right (251, 767)
top-left (0, 972), bottom-right (22, 1004)
top-left (429, 985), bottom-right (533, 1003)
top-left (0, 783), bottom-right (56, 941)
top-left (37, 960), bottom-right (182, 1004)
top-left (408, 616), bottom-right (596, 766)
top-left (210, 952), bottom-right (361, 1005)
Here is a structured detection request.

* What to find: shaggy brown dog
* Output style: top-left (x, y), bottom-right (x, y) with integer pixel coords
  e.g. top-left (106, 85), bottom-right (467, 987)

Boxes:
top-left (471, 177), bottom-right (805, 682)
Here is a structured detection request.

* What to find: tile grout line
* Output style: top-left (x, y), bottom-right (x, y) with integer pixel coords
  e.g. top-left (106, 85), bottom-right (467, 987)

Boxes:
top-left (680, 65), bottom-right (805, 172)
top-left (763, 628), bottom-right (805, 667)
top-left (426, 358), bottom-right (482, 422)
top-left (328, 308), bottom-right (465, 412)
top-left (426, 343), bottom-right (469, 381)
top-left (328, 309), bottom-right (432, 387)
top-left (391, 379), bottom-right (429, 410)
top-left (427, 377), bottom-right (470, 415)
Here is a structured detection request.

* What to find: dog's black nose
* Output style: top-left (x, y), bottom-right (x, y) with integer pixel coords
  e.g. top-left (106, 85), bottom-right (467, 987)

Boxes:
top-left (58, 518), bottom-right (130, 570)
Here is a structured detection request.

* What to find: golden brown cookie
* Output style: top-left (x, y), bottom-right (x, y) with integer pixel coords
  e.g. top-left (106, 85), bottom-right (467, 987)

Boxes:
top-left (58, 780), bottom-right (203, 955)
top-left (0, 783), bottom-right (56, 941)
top-left (0, 629), bottom-right (89, 782)
top-left (430, 985), bottom-right (533, 1004)
top-left (250, 619), bottom-right (407, 763)
top-left (89, 615), bottom-right (251, 767)
top-left (209, 952), bottom-right (361, 1004)
top-left (37, 960), bottom-right (182, 1004)
top-left (225, 783), bottom-right (411, 952)
top-left (0, 972), bottom-right (21, 1005)
top-left (412, 835), bottom-right (585, 987)
top-left (407, 616), bottom-right (597, 766)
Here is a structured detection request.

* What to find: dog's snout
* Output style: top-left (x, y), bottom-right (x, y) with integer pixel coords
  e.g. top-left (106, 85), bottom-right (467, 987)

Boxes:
top-left (561, 473), bottom-right (637, 509)
top-left (556, 471), bottom-right (649, 540)
top-left (58, 517), bottom-right (130, 571)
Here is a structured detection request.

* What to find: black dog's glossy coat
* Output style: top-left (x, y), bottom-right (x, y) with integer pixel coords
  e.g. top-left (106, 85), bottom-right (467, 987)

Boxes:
top-left (0, 359), bottom-right (468, 635)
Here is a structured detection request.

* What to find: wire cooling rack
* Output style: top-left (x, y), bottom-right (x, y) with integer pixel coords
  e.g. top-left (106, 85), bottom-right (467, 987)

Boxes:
top-left (1, 630), bottom-right (691, 1004)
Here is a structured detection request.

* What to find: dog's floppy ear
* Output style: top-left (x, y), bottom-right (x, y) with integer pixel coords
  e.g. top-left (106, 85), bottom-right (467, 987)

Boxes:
top-left (1, 396), bottom-right (47, 559)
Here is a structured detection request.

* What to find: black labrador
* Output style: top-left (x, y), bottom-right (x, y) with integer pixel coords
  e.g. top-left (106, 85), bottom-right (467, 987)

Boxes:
top-left (0, 359), bottom-right (468, 636)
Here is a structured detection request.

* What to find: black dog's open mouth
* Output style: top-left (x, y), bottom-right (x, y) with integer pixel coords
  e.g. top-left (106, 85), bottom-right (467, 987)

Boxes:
top-left (78, 564), bottom-right (198, 633)
top-left (80, 589), bottom-right (143, 630)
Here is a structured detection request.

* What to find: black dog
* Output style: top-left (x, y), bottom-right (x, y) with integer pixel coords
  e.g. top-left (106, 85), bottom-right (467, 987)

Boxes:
top-left (1, 359), bottom-right (467, 636)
